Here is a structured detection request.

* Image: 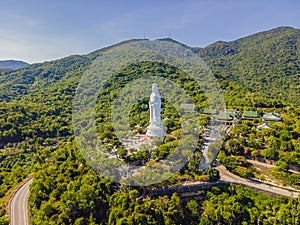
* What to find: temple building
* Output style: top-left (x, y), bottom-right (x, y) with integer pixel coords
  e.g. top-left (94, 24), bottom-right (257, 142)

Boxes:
top-left (257, 123), bottom-right (272, 130)
top-left (242, 110), bottom-right (259, 120)
top-left (202, 108), bottom-right (217, 115)
top-left (214, 109), bottom-right (238, 125)
top-left (262, 112), bottom-right (281, 122)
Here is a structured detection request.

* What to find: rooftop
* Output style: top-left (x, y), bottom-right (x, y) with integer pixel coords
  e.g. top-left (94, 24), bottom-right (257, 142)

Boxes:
top-left (242, 110), bottom-right (259, 119)
top-left (202, 109), bottom-right (217, 115)
top-left (216, 111), bottom-right (234, 121)
top-left (262, 112), bottom-right (281, 121)
top-left (257, 123), bottom-right (272, 130)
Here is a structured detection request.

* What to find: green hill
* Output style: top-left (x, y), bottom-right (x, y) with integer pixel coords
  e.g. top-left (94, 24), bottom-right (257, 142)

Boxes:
top-left (1, 27), bottom-right (299, 106)
top-left (194, 26), bottom-right (300, 106)
top-left (0, 27), bottom-right (300, 224)
top-left (0, 26), bottom-right (299, 145)
top-left (0, 26), bottom-right (299, 149)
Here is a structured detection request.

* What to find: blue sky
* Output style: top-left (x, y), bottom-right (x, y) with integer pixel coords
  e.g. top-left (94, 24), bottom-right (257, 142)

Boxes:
top-left (0, 0), bottom-right (299, 63)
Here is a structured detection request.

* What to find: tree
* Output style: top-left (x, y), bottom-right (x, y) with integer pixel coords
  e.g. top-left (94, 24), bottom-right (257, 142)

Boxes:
top-left (261, 147), bottom-right (279, 160)
top-left (228, 140), bottom-right (244, 155)
top-left (0, 217), bottom-right (9, 225)
top-left (186, 200), bottom-right (200, 217)
top-left (275, 160), bottom-right (289, 172)
top-left (202, 168), bottom-right (220, 182)
top-left (187, 151), bottom-right (202, 172)
top-left (116, 147), bottom-right (128, 159)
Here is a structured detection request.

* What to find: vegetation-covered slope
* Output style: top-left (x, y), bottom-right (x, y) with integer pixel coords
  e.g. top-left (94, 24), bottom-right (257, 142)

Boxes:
top-left (1, 27), bottom-right (299, 106)
top-left (194, 26), bottom-right (300, 106)
top-left (27, 141), bottom-right (300, 225)
top-left (0, 27), bottom-right (300, 224)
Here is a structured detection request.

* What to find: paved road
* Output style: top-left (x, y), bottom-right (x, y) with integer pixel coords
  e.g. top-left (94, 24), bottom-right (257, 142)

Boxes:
top-left (10, 178), bottom-right (33, 225)
top-left (217, 165), bottom-right (299, 198)
top-left (247, 159), bottom-right (298, 173)
top-left (199, 136), bottom-right (217, 170)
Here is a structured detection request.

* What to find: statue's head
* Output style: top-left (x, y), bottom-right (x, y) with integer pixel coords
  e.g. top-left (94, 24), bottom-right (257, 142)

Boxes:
top-left (150, 83), bottom-right (161, 101)
top-left (152, 83), bottom-right (158, 92)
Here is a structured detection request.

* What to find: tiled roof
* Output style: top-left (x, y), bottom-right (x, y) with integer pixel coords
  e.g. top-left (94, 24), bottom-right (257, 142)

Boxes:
top-left (257, 123), bottom-right (272, 130)
top-left (202, 109), bottom-right (217, 115)
top-left (242, 110), bottom-right (259, 119)
top-left (216, 111), bottom-right (234, 120)
top-left (262, 112), bottom-right (281, 121)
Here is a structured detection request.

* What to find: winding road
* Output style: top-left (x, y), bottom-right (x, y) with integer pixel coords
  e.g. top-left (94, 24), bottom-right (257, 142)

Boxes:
top-left (217, 165), bottom-right (299, 198)
top-left (9, 161), bottom-right (299, 224)
top-left (200, 132), bottom-right (299, 199)
top-left (10, 178), bottom-right (33, 225)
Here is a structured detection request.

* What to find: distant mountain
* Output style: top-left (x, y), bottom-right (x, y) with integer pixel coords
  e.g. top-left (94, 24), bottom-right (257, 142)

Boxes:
top-left (192, 26), bottom-right (300, 105)
top-left (0, 26), bottom-right (299, 105)
top-left (0, 60), bottom-right (29, 70)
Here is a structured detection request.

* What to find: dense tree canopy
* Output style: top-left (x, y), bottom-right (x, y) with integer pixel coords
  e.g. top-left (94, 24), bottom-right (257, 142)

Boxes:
top-left (0, 27), bottom-right (299, 224)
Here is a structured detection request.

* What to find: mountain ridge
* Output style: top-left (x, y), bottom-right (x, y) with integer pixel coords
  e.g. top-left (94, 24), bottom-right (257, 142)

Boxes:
top-left (192, 26), bottom-right (300, 57)
top-left (0, 26), bottom-right (299, 104)
top-left (0, 60), bottom-right (29, 70)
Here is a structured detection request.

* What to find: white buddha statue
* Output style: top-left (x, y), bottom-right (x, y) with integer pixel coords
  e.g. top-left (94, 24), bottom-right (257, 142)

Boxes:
top-left (146, 83), bottom-right (165, 137)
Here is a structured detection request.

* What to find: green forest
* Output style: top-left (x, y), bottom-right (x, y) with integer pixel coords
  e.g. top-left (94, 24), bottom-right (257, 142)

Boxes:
top-left (0, 26), bottom-right (299, 224)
